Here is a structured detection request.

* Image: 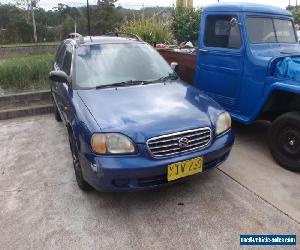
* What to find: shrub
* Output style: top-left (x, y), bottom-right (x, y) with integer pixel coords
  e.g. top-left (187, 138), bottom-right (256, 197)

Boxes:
top-left (171, 7), bottom-right (202, 45)
top-left (0, 54), bottom-right (53, 91)
top-left (119, 15), bottom-right (173, 45)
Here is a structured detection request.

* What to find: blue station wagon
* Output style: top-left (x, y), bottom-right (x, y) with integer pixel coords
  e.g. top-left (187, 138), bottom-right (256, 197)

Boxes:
top-left (49, 34), bottom-right (234, 192)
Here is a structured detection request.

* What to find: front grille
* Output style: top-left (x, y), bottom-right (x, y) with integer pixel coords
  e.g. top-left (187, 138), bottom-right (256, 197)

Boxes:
top-left (147, 127), bottom-right (212, 157)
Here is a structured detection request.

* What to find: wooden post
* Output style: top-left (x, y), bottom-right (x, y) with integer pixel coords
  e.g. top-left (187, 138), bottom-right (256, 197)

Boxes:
top-left (31, 1), bottom-right (37, 43)
top-left (186, 0), bottom-right (193, 7)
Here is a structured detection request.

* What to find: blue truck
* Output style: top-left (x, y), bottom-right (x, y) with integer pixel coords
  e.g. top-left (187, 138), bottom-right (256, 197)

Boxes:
top-left (160, 3), bottom-right (300, 172)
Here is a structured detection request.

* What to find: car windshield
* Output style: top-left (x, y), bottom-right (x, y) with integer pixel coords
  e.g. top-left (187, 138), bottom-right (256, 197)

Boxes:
top-left (75, 43), bottom-right (174, 89)
top-left (247, 17), bottom-right (297, 44)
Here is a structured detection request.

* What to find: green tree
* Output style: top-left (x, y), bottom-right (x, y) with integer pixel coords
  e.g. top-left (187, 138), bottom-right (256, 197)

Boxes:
top-left (171, 6), bottom-right (202, 45)
top-left (62, 15), bottom-right (75, 37)
top-left (0, 4), bottom-right (33, 43)
top-left (0, 4), bottom-right (26, 29)
top-left (7, 20), bottom-right (32, 43)
top-left (0, 2), bottom-right (175, 44)
top-left (92, 0), bottom-right (122, 34)
top-left (77, 16), bottom-right (88, 35)
top-left (34, 7), bottom-right (48, 25)
top-left (15, 0), bottom-right (40, 42)
top-left (288, 6), bottom-right (300, 24)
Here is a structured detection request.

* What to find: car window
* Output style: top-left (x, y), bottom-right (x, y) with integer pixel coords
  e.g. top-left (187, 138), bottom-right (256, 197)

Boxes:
top-left (204, 15), bottom-right (241, 49)
top-left (247, 17), bottom-right (296, 44)
top-left (62, 43), bottom-right (73, 76)
top-left (56, 44), bottom-right (66, 68)
top-left (297, 30), bottom-right (300, 42)
top-left (75, 43), bottom-right (174, 88)
top-left (54, 44), bottom-right (62, 65)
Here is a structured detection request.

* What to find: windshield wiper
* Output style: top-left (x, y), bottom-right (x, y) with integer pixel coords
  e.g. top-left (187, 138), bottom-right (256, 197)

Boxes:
top-left (95, 80), bottom-right (144, 89)
top-left (95, 75), bottom-right (178, 89)
top-left (158, 74), bottom-right (178, 81)
top-left (142, 73), bottom-right (178, 85)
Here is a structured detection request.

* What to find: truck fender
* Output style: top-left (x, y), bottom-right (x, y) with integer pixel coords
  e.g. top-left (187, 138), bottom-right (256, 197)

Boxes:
top-left (234, 81), bottom-right (300, 124)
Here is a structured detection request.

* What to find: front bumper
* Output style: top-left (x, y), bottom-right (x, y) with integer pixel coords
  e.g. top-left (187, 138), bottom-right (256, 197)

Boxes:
top-left (79, 130), bottom-right (234, 192)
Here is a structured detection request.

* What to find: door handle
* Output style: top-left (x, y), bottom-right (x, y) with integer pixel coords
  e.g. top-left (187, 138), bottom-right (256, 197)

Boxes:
top-left (199, 48), bottom-right (208, 53)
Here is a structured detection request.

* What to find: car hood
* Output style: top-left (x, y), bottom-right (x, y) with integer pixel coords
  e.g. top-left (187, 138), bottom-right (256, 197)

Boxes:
top-left (77, 81), bottom-right (223, 143)
top-left (250, 43), bottom-right (300, 61)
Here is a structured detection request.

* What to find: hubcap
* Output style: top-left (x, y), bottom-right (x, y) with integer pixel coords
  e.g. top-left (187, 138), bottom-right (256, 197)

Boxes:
top-left (278, 127), bottom-right (300, 160)
top-left (289, 139), bottom-right (296, 146)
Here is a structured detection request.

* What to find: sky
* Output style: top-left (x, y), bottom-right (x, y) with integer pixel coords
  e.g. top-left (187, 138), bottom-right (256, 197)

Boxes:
top-left (0, 0), bottom-right (293, 10)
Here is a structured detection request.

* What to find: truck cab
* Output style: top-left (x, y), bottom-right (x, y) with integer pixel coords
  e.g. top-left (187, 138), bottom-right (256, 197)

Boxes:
top-left (192, 3), bottom-right (300, 171)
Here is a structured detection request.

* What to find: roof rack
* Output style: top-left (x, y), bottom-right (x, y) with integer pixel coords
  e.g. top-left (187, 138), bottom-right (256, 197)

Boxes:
top-left (105, 32), bottom-right (143, 42)
top-left (68, 33), bottom-right (82, 39)
top-left (67, 33), bottom-right (85, 45)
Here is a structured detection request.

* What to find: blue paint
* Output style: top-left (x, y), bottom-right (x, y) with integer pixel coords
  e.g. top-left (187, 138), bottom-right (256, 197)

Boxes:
top-left (194, 3), bottom-right (300, 124)
top-left (52, 37), bottom-right (234, 192)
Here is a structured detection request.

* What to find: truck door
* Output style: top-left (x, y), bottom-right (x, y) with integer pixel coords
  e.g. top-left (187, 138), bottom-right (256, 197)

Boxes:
top-left (194, 13), bottom-right (244, 112)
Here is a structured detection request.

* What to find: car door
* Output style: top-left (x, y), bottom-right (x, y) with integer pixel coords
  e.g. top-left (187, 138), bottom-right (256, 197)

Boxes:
top-left (57, 42), bottom-right (73, 122)
top-left (52, 44), bottom-right (66, 117)
top-left (194, 13), bottom-right (244, 112)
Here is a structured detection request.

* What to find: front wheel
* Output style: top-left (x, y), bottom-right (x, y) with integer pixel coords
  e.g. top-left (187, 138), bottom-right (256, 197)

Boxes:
top-left (68, 131), bottom-right (93, 191)
top-left (268, 112), bottom-right (300, 172)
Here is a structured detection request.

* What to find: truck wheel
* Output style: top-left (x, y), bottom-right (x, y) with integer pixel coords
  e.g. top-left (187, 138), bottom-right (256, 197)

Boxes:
top-left (68, 131), bottom-right (93, 191)
top-left (268, 112), bottom-right (300, 172)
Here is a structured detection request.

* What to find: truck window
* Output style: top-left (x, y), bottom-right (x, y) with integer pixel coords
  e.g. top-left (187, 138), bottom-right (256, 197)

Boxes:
top-left (247, 17), bottom-right (296, 44)
top-left (204, 15), bottom-right (241, 49)
top-left (274, 19), bottom-right (296, 43)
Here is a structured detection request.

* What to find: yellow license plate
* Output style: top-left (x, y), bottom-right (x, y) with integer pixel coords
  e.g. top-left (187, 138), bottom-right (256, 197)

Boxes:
top-left (167, 157), bottom-right (203, 182)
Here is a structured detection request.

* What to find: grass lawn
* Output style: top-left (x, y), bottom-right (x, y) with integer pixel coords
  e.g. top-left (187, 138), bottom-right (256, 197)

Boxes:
top-left (0, 42), bottom-right (60, 48)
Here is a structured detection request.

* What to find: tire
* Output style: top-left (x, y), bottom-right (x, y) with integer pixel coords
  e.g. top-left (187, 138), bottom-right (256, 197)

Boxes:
top-left (52, 95), bottom-right (62, 122)
top-left (268, 112), bottom-right (300, 172)
top-left (68, 131), bottom-right (93, 191)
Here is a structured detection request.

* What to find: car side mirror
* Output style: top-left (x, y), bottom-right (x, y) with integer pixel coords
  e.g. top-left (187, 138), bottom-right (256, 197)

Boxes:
top-left (170, 62), bottom-right (179, 72)
top-left (229, 17), bottom-right (241, 27)
top-left (49, 70), bottom-right (69, 83)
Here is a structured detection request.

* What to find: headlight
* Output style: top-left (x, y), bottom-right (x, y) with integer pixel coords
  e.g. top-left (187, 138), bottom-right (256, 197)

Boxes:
top-left (216, 112), bottom-right (231, 135)
top-left (91, 133), bottom-right (137, 154)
